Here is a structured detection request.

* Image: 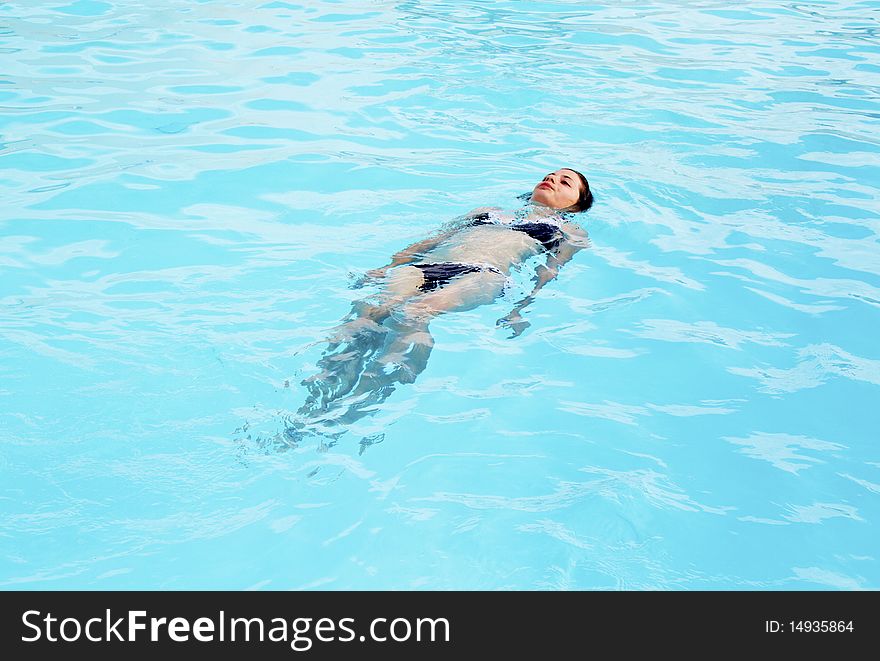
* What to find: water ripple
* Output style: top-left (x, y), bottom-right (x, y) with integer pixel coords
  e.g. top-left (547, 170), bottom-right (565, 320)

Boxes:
top-left (2, 0), bottom-right (878, 590)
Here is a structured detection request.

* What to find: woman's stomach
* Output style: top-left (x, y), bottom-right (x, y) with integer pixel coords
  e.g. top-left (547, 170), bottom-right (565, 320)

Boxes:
top-left (417, 225), bottom-right (541, 271)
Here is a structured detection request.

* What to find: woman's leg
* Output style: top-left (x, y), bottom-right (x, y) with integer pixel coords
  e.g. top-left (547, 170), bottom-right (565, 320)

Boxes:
top-left (324, 266), bottom-right (426, 344)
top-left (296, 267), bottom-right (506, 433)
top-left (343, 269), bottom-right (507, 401)
top-left (298, 266), bottom-right (428, 416)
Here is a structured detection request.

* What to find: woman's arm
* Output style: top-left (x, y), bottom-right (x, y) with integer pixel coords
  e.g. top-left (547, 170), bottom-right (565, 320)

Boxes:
top-left (364, 207), bottom-right (499, 279)
top-left (364, 232), bottom-right (453, 278)
top-left (496, 222), bottom-right (589, 337)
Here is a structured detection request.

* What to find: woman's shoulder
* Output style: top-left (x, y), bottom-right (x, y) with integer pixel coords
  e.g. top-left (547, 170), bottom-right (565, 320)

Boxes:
top-left (461, 206), bottom-right (519, 224)
top-left (559, 217), bottom-right (585, 231)
top-left (464, 206), bottom-right (503, 218)
top-left (559, 218), bottom-right (590, 246)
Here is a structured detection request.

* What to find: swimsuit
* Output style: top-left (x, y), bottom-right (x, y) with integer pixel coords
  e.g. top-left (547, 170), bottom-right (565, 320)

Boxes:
top-left (409, 210), bottom-right (564, 293)
top-left (469, 212), bottom-right (565, 252)
top-left (412, 262), bottom-right (502, 292)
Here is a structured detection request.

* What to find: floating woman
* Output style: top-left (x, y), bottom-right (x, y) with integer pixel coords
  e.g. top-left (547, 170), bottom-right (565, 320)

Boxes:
top-left (284, 168), bottom-right (594, 449)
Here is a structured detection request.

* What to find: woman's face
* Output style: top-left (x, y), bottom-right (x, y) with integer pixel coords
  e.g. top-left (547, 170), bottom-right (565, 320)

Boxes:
top-left (530, 169), bottom-right (582, 209)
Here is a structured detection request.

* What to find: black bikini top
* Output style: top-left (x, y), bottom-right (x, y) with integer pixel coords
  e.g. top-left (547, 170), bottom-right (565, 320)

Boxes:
top-left (469, 212), bottom-right (564, 252)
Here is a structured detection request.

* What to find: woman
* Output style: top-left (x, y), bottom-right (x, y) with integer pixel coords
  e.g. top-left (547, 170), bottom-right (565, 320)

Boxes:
top-left (288, 168), bottom-right (593, 448)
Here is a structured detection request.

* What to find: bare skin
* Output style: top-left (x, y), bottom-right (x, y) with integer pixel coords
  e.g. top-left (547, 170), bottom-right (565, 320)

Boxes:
top-left (291, 169), bottom-right (591, 446)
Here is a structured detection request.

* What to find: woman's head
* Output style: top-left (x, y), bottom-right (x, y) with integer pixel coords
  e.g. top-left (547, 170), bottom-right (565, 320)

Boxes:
top-left (530, 168), bottom-right (593, 212)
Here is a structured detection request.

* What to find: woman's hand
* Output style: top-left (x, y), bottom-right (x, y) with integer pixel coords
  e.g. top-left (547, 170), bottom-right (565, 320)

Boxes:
top-left (364, 267), bottom-right (389, 280)
top-left (349, 267), bottom-right (389, 289)
top-left (496, 310), bottom-right (530, 338)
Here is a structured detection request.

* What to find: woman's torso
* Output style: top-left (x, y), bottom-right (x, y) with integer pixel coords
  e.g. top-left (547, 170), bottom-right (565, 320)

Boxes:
top-left (416, 209), bottom-right (565, 272)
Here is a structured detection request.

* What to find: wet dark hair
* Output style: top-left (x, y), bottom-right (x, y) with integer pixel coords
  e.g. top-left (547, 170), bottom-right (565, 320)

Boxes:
top-left (517, 167), bottom-right (594, 213)
top-left (565, 168), bottom-right (593, 213)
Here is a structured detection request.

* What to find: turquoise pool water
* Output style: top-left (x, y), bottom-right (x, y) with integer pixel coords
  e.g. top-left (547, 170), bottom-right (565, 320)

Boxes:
top-left (2, 0), bottom-right (879, 589)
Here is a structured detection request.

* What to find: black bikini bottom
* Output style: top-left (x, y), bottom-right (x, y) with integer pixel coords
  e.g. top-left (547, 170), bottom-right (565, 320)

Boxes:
top-left (411, 262), bottom-right (502, 293)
